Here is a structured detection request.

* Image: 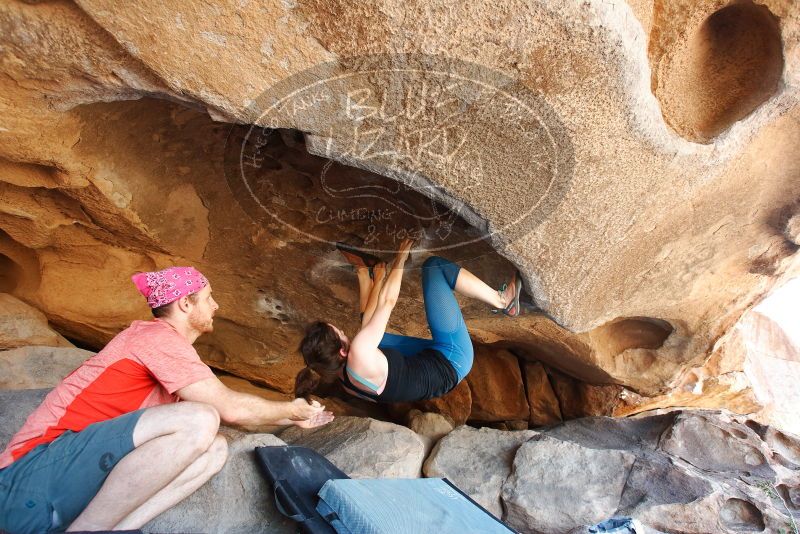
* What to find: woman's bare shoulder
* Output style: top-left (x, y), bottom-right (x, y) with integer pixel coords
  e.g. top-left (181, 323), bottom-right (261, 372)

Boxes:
top-left (347, 344), bottom-right (388, 381)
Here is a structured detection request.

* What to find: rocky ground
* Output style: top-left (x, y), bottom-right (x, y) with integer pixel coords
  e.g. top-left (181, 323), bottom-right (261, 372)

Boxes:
top-left (3, 385), bottom-right (798, 533)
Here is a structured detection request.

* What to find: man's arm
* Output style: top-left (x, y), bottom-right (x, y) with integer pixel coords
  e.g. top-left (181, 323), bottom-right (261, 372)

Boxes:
top-left (177, 376), bottom-right (333, 428)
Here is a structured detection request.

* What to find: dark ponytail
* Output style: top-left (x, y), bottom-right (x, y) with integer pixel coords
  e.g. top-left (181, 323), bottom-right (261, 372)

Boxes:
top-left (295, 321), bottom-right (346, 400)
top-left (295, 366), bottom-right (321, 401)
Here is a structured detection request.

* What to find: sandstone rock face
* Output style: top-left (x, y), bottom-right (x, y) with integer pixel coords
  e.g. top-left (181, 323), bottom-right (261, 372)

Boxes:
top-left (0, 294), bottom-right (72, 349)
top-left (145, 430), bottom-right (294, 534)
top-left (423, 425), bottom-right (536, 518)
top-left (0, 0), bottom-right (798, 421)
top-left (650, 0), bottom-right (785, 143)
top-left (466, 346), bottom-right (529, 422)
top-left (547, 368), bottom-right (623, 420)
top-left (616, 281), bottom-right (800, 435)
top-left (0, 346), bottom-right (93, 389)
top-left (388, 378), bottom-right (472, 426)
top-left (523, 361), bottom-right (562, 427)
top-left (390, 346), bottom-right (629, 430)
top-left (279, 416), bottom-right (425, 478)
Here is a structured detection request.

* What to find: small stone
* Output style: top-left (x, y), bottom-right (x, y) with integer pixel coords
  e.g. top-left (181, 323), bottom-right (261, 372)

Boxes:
top-left (408, 410), bottom-right (454, 457)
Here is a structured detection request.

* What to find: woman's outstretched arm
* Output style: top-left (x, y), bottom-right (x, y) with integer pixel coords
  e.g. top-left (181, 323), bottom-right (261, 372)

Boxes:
top-left (356, 267), bottom-right (373, 317)
top-left (351, 239), bottom-right (413, 352)
top-left (361, 263), bottom-right (386, 328)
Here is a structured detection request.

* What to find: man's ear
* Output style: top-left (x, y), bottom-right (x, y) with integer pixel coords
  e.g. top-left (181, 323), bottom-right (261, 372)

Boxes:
top-left (175, 295), bottom-right (192, 314)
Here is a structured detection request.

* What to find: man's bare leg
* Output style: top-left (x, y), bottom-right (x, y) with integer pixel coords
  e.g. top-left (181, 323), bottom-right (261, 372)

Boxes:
top-left (113, 434), bottom-right (228, 529)
top-left (67, 402), bottom-right (223, 532)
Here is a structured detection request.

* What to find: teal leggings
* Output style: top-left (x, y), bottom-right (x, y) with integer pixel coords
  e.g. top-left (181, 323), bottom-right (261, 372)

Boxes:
top-left (379, 256), bottom-right (474, 382)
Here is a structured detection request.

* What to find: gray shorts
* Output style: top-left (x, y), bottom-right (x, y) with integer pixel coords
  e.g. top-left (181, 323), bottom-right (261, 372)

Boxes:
top-left (0, 409), bottom-right (144, 533)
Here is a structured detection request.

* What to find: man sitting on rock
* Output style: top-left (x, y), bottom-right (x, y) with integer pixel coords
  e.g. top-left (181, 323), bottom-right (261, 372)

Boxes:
top-left (0, 266), bottom-right (333, 533)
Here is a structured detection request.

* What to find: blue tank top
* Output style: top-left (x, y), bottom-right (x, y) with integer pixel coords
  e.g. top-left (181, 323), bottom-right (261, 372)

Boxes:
top-left (340, 347), bottom-right (458, 403)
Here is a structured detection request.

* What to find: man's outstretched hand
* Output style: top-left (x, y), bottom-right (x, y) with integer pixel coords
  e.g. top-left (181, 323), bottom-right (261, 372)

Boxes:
top-left (294, 410), bottom-right (335, 429)
top-left (289, 397), bottom-right (334, 428)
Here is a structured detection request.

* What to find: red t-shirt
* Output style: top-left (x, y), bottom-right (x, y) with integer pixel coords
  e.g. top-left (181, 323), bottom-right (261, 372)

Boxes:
top-left (0, 319), bottom-right (214, 469)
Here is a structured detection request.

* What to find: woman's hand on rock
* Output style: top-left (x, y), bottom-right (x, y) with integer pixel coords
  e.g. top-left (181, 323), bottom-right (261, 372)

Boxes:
top-left (392, 238), bottom-right (414, 267)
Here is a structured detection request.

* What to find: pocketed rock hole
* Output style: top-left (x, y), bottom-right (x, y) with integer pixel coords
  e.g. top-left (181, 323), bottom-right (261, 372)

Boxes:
top-left (719, 498), bottom-right (765, 532)
top-left (657, 1), bottom-right (783, 143)
top-left (587, 317), bottom-right (674, 356)
top-left (777, 484), bottom-right (800, 512)
top-left (730, 428), bottom-right (749, 440)
top-left (0, 253), bottom-right (22, 293)
top-left (767, 430), bottom-right (800, 469)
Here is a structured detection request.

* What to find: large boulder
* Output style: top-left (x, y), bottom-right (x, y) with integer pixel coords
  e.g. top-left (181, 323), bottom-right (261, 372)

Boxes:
top-left (658, 411), bottom-right (776, 482)
top-left (279, 416), bottom-right (425, 478)
top-left (423, 425), bottom-right (536, 518)
top-left (0, 294), bottom-right (72, 350)
top-left (145, 430), bottom-right (294, 534)
top-left (502, 435), bottom-right (636, 533)
top-left (0, 345), bottom-right (93, 389)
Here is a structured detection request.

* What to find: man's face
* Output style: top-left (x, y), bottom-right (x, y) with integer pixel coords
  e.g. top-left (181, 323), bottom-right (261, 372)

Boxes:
top-left (188, 284), bottom-right (218, 334)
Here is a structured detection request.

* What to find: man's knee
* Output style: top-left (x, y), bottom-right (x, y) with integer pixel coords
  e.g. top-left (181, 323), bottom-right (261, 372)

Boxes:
top-left (207, 434), bottom-right (228, 474)
top-left (133, 402), bottom-right (220, 448)
top-left (176, 403), bottom-right (220, 448)
top-left (186, 402), bottom-right (221, 430)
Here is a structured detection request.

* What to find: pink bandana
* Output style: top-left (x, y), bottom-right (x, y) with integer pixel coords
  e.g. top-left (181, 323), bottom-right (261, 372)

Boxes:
top-left (131, 266), bottom-right (209, 308)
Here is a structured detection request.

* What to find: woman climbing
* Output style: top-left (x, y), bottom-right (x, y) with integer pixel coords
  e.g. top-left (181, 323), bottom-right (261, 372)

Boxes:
top-left (294, 238), bottom-right (523, 403)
